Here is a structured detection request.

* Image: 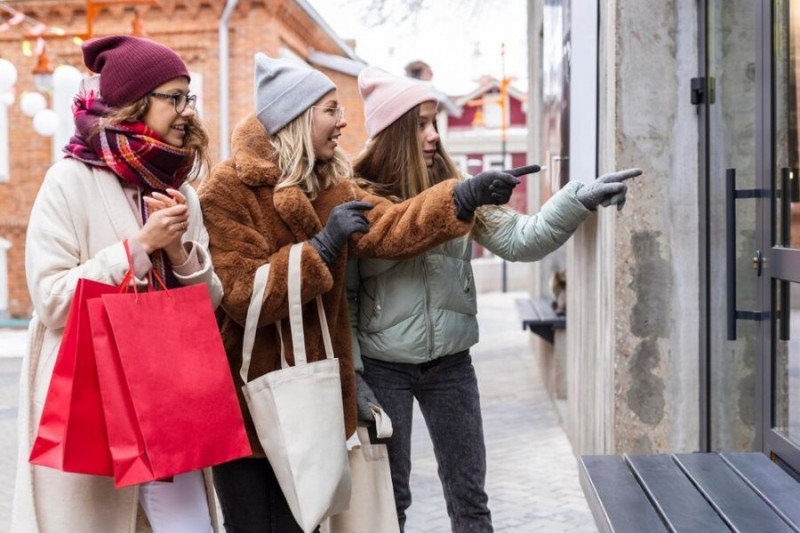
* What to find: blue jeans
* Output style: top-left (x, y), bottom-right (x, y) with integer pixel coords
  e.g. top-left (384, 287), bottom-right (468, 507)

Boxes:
top-left (363, 352), bottom-right (493, 533)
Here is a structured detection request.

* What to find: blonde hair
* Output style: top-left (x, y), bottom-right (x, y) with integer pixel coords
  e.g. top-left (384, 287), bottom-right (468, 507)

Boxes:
top-left (272, 107), bottom-right (352, 200)
top-left (96, 96), bottom-right (211, 181)
top-left (354, 104), bottom-right (500, 228)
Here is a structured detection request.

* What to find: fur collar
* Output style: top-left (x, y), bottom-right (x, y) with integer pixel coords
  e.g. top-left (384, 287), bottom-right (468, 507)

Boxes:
top-left (230, 113), bottom-right (330, 240)
top-left (230, 114), bottom-right (282, 187)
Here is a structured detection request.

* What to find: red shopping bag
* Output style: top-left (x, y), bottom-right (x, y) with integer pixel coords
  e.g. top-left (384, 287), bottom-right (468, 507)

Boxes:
top-left (87, 269), bottom-right (251, 488)
top-left (29, 277), bottom-right (122, 476)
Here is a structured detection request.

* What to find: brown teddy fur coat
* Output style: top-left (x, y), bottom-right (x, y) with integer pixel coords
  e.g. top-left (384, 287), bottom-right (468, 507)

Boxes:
top-left (198, 114), bottom-right (473, 455)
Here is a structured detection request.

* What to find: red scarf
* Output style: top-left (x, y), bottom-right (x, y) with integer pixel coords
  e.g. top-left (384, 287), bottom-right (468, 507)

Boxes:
top-left (64, 77), bottom-right (190, 288)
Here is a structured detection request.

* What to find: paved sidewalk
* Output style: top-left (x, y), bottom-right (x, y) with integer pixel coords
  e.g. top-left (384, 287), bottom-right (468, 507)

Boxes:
top-left (405, 291), bottom-right (596, 532)
top-left (0, 292), bottom-right (595, 532)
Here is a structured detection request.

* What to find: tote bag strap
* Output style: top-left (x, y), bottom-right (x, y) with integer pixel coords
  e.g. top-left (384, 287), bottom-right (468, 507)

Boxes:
top-left (240, 263), bottom-right (271, 384)
top-left (286, 243), bottom-right (336, 366)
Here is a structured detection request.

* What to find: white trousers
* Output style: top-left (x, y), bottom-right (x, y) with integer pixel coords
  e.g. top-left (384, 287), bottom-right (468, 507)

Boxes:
top-left (138, 470), bottom-right (213, 533)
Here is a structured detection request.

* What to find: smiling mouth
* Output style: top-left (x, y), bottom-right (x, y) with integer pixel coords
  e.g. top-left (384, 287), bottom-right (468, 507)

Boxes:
top-left (171, 124), bottom-right (186, 133)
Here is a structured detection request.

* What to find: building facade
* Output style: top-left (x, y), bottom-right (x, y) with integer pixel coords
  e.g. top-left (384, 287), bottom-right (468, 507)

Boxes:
top-left (0, 0), bottom-right (367, 318)
top-left (526, 0), bottom-right (800, 475)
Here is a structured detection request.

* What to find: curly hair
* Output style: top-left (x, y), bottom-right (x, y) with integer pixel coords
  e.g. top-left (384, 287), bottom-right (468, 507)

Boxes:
top-left (94, 95), bottom-right (211, 181)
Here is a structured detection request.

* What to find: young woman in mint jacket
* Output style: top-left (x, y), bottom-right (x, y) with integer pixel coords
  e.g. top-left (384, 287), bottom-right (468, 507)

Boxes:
top-left (347, 66), bottom-right (641, 533)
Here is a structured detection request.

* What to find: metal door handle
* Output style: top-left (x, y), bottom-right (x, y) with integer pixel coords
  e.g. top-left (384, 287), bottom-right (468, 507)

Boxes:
top-left (779, 168), bottom-right (794, 341)
top-left (726, 168), bottom-right (769, 340)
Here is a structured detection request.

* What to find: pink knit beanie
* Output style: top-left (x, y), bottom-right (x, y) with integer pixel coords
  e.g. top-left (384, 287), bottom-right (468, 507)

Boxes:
top-left (358, 66), bottom-right (438, 138)
top-left (82, 35), bottom-right (190, 108)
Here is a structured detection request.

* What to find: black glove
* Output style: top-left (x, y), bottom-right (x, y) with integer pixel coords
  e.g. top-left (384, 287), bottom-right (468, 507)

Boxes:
top-left (576, 168), bottom-right (642, 211)
top-left (309, 201), bottom-right (374, 264)
top-left (356, 373), bottom-right (381, 425)
top-left (452, 165), bottom-right (540, 220)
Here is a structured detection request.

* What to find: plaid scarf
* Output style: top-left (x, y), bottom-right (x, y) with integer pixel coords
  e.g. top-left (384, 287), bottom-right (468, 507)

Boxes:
top-left (64, 77), bottom-right (190, 288)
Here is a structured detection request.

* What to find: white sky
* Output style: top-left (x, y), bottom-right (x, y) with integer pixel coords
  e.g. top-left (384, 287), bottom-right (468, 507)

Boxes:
top-left (309, 0), bottom-right (529, 96)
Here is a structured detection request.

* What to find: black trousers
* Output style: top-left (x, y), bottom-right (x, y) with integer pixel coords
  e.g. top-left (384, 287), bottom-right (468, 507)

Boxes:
top-left (212, 457), bottom-right (319, 533)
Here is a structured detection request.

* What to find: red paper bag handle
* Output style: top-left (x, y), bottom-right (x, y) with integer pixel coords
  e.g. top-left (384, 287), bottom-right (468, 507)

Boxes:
top-left (122, 239), bottom-right (173, 301)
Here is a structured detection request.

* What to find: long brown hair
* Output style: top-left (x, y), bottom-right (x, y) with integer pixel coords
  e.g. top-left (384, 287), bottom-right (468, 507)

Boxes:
top-left (354, 104), bottom-right (498, 228)
top-left (354, 104), bottom-right (461, 200)
top-left (95, 95), bottom-right (211, 181)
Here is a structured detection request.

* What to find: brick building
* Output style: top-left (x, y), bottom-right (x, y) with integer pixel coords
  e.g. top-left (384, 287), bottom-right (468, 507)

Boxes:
top-left (0, 0), bottom-right (367, 318)
top-left (438, 76), bottom-right (529, 217)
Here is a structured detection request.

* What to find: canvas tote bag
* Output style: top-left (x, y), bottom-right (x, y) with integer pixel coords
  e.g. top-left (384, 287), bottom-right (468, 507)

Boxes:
top-left (241, 243), bottom-right (350, 533)
top-left (321, 405), bottom-right (400, 533)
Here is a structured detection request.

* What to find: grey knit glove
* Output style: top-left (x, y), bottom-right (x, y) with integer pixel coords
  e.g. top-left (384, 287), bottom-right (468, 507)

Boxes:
top-left (576, 168), bottom-right (642, 211)
top-left (452, 165), bottom-right (540, 220)
top-left (356, 373), bottom-right (381, 425)
top-left (309, 201), bottom-right (374, 264)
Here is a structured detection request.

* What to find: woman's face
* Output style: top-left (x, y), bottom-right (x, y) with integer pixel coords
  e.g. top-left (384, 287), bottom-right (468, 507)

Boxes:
top-left (418, 100), bottom-right (440, 167)
top-left (311, 89), bottom-right (347, 161)
top-left (143, 77), bottom-right (195, 148)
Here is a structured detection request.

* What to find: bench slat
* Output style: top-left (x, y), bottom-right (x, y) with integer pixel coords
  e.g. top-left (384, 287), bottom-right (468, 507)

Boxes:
top-left (721, 452), bottom-right (800, 530)
top-left (625, 454), bottom-right (729, 532)
top-left (514, 298), bottom-right (566, 343)
top-left (674, 453), bottom-right (795, 532)
top-left (579, 455), bottom-right (668, 533)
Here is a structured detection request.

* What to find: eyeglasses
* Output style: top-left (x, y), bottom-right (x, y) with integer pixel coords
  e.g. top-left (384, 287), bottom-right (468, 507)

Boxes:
top-left (312, 105), bottom-right (345, 124)
top-left (149, 92), bottom-right (198, 113)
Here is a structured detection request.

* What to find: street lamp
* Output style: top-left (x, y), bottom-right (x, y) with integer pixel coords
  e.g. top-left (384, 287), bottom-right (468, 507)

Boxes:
top-left (32, 45), bottom-right (54, 92)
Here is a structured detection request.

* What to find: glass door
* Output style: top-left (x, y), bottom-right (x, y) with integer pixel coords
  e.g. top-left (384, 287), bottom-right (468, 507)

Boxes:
top-left (765, 0), bottom-right (800, 471)
top-left (705, 0), bottom-right (759, 453)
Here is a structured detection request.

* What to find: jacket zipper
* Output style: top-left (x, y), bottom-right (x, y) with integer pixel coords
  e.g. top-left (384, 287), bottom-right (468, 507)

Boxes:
top-left (421, 257), bottom-right (434, 359)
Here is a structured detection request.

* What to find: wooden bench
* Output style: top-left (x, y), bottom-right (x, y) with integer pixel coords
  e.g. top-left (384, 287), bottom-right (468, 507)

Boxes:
top-left (514, 297), bottom-right (565, 344)
top-left (579, 452), bottom-right (800, 532)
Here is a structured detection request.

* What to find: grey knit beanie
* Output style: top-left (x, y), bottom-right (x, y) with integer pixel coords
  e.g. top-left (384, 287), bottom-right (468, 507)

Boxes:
top-left (254, 53), bottom-right (336, 135)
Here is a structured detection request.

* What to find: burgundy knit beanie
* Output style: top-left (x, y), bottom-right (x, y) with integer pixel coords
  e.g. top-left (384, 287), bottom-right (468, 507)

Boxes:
top-left (82, 35), bottom-right (190, 108)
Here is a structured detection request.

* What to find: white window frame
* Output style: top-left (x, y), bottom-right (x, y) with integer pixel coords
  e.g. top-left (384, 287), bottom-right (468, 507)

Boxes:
top-left (451, 154), bottom-right (468, 173)
top-left (483, 96), bottom-right (502, 129)
top-left (483, 154), bottom-right (511, 171)
top-left (0, 101), bottom-right (8, 182)
top-left (0, 238), bottom-right (10, 316)
top-left (189, 71), bottom-right (204, 117)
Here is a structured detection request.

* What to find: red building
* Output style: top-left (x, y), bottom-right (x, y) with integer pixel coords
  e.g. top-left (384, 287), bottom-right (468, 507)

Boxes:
top-left (437, 76), bottom-right (530, 259)
top-left (439, 76), bottom-right (529, 215)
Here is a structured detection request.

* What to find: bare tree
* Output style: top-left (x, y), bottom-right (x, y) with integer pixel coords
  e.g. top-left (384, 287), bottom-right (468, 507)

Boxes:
top-left (351, 0), bottom-right (500, 27)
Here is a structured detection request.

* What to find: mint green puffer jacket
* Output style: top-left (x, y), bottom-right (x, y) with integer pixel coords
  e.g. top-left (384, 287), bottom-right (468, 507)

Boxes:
top-left (347, 181), bottom-right (590, 368)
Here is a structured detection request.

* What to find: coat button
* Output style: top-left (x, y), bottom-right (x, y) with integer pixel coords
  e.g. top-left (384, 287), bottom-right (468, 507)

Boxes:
top-left (376, 305), bottom-right (382, 311)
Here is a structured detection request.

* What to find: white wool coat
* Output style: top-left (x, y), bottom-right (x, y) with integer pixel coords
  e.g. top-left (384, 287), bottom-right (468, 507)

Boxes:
top-left (11, 158), bottom-right (224, 533)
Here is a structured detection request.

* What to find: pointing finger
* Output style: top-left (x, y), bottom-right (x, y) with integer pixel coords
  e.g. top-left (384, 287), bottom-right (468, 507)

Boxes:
top-left (598, 168), bottom-right (642, 183)
top-left (504, 165), bottom-right (542, 177)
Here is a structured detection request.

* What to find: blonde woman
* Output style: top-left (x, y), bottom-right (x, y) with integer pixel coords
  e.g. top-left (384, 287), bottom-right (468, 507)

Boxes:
top-left (14, 36), bottom-right (222, 532)
top-left (198, 53), bottom-right (522, 532)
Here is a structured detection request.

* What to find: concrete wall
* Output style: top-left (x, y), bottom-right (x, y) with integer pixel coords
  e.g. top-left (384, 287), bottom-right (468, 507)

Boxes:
top-left (566, 0), bottom-right (701, 455)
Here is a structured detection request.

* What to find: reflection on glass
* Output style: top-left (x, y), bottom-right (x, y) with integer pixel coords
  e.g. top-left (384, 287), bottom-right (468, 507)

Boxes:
top-left (774, 0), bottom-right (800, 249)
top-left (708, 0), bottom-right (757, 451)
top-left (775, 282), bottom-right (800, 445)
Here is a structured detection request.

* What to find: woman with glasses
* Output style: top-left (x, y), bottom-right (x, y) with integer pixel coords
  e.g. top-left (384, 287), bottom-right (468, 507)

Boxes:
top-left (13, 35), bottom-right (223, 532)
top-left (347, 66), bottom-right (641, 532)
top-left (198, 53), bottom-right (522, 532)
